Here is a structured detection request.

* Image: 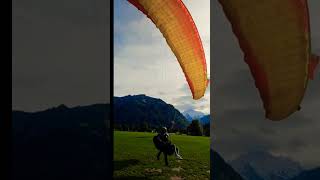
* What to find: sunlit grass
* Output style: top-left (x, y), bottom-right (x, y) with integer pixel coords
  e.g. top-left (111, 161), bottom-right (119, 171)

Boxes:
top-left (114, 131), bottom-right (210, 180)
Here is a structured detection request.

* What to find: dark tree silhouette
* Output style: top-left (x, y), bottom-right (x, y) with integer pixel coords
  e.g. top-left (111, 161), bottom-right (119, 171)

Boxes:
top-left (187, 120), bottom-right (203, 136)
top-left (203, 123), bottom-right (210, 137)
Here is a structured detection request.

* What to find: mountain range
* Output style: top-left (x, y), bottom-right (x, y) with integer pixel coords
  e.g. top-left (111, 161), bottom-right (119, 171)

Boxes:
top-left (114, 94), bottom-right (189, 130)
top-left (211, 150), bottom-right (320, 180)
top-left (290, 168), bottom-right (320, 180)
top-left (12, 104), bottom-right (111, 180)
top-left (183, 109), bottom-right (205, 120)
top-left (183, 109), bottom-right (210, 125)
top-left (12, 100), bottom-right (319, 180)
top-left (229, 151), bottom-right (315, 180)
top-left (200, 114), bottom-right (211, 125)
top-left (212, 149), bottom-right (245, 180)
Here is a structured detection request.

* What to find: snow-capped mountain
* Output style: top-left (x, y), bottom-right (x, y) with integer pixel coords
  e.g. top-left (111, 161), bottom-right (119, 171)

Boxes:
top-left (182, 109), bottom-right (205, 121)
top-left (230, 151), bottom-right (303, 180)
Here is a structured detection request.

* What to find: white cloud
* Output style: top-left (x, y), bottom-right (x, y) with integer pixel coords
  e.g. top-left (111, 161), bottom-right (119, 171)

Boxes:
top-left (114, 0), bottom-right (210, 114)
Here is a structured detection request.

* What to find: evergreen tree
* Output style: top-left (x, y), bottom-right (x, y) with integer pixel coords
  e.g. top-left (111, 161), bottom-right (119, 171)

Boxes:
top-left (187, 120), bottom-right (203, 136)
top-left (203, 123), bottom-right (210, 137)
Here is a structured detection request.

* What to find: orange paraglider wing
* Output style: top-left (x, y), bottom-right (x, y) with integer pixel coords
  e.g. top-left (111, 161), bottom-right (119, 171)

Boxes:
top-left (309, 54), bottom-right (320, 80)
top-left (127, 0), bottom-right (208, 100)
top-left (218, 0), bottom-right (316, 120)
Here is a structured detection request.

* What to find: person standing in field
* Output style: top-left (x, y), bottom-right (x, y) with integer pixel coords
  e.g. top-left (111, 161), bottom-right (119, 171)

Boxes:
top-left (153, 127), bottom-right (183, 166)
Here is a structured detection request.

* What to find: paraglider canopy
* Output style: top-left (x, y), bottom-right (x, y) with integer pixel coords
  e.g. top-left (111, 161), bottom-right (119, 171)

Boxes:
top-left (218, 0), bottom-right (319, 120)
top-left (127, 0), bottom-right (209, 100)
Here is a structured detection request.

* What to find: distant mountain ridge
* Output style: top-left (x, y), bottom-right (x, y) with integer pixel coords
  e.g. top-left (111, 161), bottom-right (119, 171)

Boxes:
top-left (290, 167), bottom-right (320, 180)
top-left (230, 151), bottom-right (303, 180)
top-left (212, 149), bottom-right (245, 180)
top-left (183, 109), bottom-right (205, 121)
top-left (114, 94), bottom-right (189, 130)
top-left (200, 115), bottom-right (211, 125)
top-left (12, 104), bottom-right (111, 180)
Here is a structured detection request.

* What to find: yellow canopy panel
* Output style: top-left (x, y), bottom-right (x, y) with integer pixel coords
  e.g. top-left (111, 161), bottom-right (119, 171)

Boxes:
top-left (128, 0), bottom-right (209, 100)
top-left (218, 0), bottom-right (318, 120)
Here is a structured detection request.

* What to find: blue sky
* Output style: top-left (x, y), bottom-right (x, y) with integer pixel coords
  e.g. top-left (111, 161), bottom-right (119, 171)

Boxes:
top-left (114, 0), bottom-right (210, 114)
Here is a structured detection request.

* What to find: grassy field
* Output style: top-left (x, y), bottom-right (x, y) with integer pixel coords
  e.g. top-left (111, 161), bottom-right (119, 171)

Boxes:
top-left (114, 131), bottom-right (210, 180)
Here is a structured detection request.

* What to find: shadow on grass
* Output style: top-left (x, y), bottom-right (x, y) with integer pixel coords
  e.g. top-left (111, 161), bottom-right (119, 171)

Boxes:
top-left (135, 136), bottom-right (151, 139)
top-left (114, 159), bottom-right (140, 170)
top-left (114, 176), bottom-right (151, 180)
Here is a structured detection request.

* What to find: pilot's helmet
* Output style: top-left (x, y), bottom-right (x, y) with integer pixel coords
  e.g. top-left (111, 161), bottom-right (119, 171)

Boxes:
top-left (160, 127), bottom-right (167, 134)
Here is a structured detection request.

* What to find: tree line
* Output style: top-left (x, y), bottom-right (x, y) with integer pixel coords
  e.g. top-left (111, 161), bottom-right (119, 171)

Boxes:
top-left (114, 119), bottom-right (210, 137)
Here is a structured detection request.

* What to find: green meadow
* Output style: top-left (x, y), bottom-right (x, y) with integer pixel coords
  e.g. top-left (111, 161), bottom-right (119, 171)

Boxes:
top-left (114, 131), bottom-right (210, 180)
